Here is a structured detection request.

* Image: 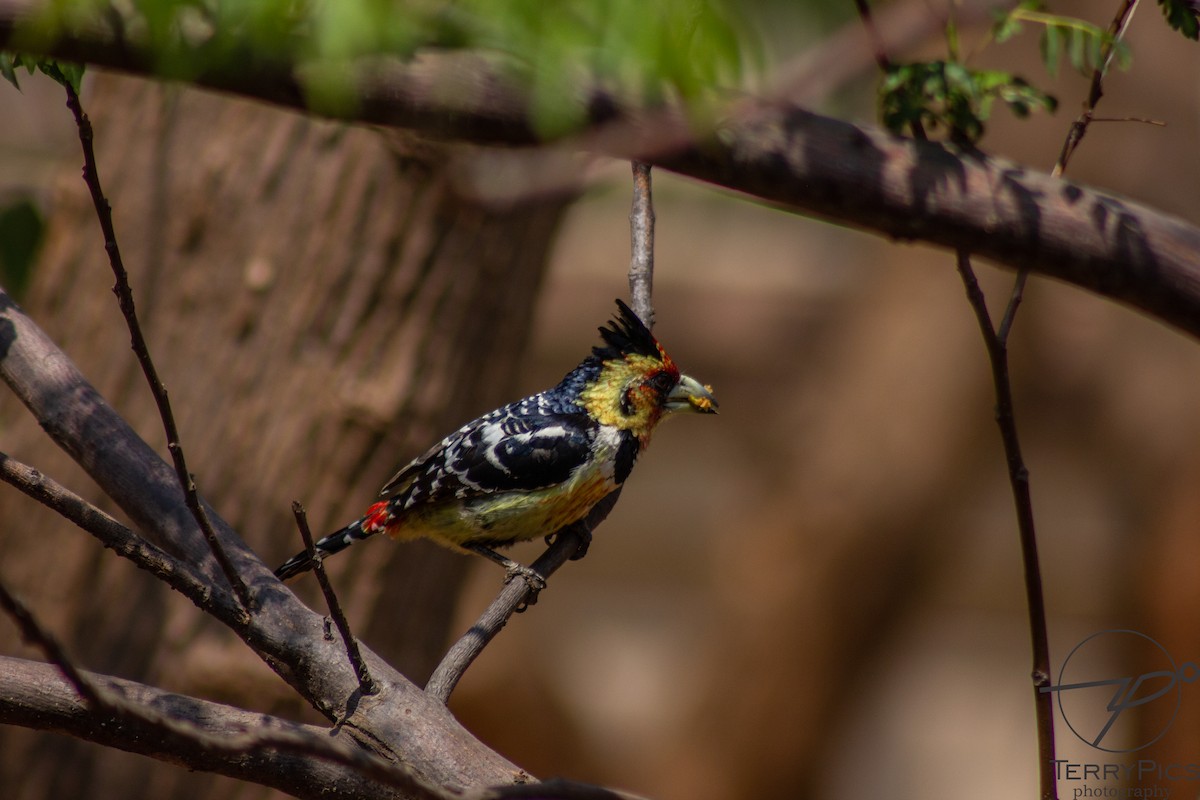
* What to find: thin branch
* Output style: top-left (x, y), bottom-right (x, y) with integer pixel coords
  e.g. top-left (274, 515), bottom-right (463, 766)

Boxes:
top-left (61, 81), bottom-right (254, 613)
top-left (1051, 0), bottom-right (1141, 178)
top-left (293, 501), bottom-right (378, 697)
top-left (997, 270), bottom-right (1028, 347)
top-left (426, 491), bottom-right (620, 704)
top-left (954, 253), bottom-right (1056, 800)
top-left (852, 2), bottom-right (1055, 795)
top-left (853, 0), bottom-right (893, 71)
top-left (427, 156), bottom-right (656, 702)
top-left (628, 162), bottom-right (655, 328)
top-left (1090, 116), bottom-right (1165, 125)
top-left (0, 451), bottom-right (214, 605)
top-left (0, 576), bottom-right (107, 708)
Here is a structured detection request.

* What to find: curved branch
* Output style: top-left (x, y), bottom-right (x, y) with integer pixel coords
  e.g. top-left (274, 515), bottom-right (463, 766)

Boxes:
top-left (0, 652), bottom-right (649, 800)
top-left (0, 656), bottom-right (423, 800)
top-left (3, 0), bottom-right (1200, 338)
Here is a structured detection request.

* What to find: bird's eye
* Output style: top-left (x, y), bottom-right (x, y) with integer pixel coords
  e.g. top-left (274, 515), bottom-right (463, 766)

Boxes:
top-left (647, 371), bottom-right (676, 394)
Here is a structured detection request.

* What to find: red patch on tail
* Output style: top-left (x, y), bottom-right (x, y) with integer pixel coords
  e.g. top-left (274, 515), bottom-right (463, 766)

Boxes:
top-left (363, 500), bottom-right (392, 533)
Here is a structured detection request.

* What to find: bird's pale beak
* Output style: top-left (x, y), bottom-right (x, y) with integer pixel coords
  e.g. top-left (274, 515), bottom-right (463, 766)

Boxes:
top-left (666, 374), bottom-right (719, 414)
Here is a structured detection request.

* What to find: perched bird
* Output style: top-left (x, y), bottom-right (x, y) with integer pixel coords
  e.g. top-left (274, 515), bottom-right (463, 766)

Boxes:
top-left (275, 299), bottom-right (717, 584)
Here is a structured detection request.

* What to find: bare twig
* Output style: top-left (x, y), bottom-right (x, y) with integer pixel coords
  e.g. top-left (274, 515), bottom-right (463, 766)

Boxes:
top-left (1052, 0), bottom-right (1142, 178)
top-left (993, 11), bottom-right (1146, 794)
top-left (293, 502), bottom-right (378, 697)
top-left (852, 1), bottom-right (1056, 795)
top-left (954, 253), bottom-right (1056, 800)
top-left (853, 0), bottom-right (893, 71)
top-left (61, 81), bottom-right (254, 613)
top-left (0, 451), bottom-right (213, 605)
top-left (1090, 116), bottom-right (1165, 125)
top-left (628, 162), bottom-right (656, 328)
top-left (0, 577), bottom-right (107, 708)
top-left (426, 492), bottom-right (620, 703)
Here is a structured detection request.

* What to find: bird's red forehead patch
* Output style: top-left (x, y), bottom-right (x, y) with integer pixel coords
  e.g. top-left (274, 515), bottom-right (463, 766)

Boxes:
top-left (655, 342), bottom-right (675, 371)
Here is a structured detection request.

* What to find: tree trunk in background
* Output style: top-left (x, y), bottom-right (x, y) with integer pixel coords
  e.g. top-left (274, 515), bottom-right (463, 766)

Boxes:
top-left (0, 73), bottom-right (572, 800)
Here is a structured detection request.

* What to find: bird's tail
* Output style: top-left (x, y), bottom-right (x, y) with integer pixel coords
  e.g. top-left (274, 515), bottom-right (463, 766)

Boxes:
top-left (274, 519), bottom-right (377, 581)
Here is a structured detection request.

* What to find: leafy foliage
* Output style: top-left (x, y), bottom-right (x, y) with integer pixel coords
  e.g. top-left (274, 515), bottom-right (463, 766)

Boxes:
top-left (0, 198), bottom-right (44, 301)
top-left (0, 52), bottom-right (84, 92)
top-left (13, 0), bottom-right (758, 134)
top-left (991, 2), bottom-right (1131, 77)
top-left (880, 61), bottom-right (1056, 144)
top-left (1159, 0), bottom-right (1200, 40)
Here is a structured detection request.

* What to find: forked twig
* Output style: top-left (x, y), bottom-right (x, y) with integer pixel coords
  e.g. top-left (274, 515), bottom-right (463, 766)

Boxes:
top-left (852, 1), bottom-right (1064, 797)
top-left (953, 253), bottom-right (1056, 799)
top-left (292, 502), bottom-right (378, 697)
top-left (61, 82), bottom-right (253, 612)
top-left (1052, 0), bottom-right (1142, 178)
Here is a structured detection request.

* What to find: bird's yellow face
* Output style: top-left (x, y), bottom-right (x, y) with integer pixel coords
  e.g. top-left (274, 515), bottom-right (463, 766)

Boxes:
top-left (577, 351), bottom-right (717, 445)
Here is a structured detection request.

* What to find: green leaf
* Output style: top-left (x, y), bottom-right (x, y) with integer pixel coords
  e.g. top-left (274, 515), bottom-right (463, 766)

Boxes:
top-left (992, 0), bottom-right (1045, 43)
top-left (0, 52), bottom-right (20, 91)
top-left (0, 52), bottom-right (85, 93)
top-left (1067, 24), bottom-right (1086, 72)
top-left (879, 60), bottom-right (1055, 144)
top-left (39, 60), bottom-right (85, 94)
top-left (0, 198), bottom-right (45, 300)
top-left (1039, 25), bottom-right (1061, 77)
top-left (14, 0), bottom-right (759, 129)
top-left (1010, 8), bottom-right (1133, 77)
top-left (1159, 0), bottom-right (1200, 40)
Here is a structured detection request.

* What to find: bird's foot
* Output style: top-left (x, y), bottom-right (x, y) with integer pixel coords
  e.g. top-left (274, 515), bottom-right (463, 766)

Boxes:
top-left (568, 528), bottom-right (592, 561)
top-left (544, 527), bottom-right (592, 561)
top-left (504, 563), bottom-right (546, 612)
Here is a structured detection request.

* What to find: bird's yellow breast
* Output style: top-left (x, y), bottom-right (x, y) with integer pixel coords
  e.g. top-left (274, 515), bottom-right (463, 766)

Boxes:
top-left (391, 473), bottom-right (619, 552)
top-left (386, 427), bottom-right (627, 552)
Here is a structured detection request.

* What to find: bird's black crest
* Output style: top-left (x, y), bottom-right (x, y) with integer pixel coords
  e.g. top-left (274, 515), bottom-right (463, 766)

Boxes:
top-left (594, 299), bottom-right (660, 361)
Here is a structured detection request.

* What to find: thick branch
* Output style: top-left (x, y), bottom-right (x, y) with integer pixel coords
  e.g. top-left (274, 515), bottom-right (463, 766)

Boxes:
top-left (4, 1), bottom-right (1200, 339)
top-left (0, 656), bottom-right (419, 800)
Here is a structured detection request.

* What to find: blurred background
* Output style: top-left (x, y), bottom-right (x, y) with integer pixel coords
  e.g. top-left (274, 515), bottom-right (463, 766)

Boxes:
top-left (2, 1), bottom-right (1200, 799)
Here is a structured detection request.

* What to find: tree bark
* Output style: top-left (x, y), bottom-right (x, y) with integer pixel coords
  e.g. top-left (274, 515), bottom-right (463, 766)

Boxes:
top-left (4, 0), bottom-right (1200, 343)
top-left (0, 72), bottom-right (571, 800)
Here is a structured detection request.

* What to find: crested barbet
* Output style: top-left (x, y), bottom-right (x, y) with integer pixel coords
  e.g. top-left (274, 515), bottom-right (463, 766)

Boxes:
top-left (275, 299), bottom-right (717, 584)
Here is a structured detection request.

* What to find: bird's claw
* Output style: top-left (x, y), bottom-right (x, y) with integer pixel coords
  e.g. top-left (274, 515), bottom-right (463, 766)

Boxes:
top-left (568, 529), bottom-right (592, 561)
top-left (504, 562), bottom-right (546, 591)
top-left (544, 528), bottom-right (592, 561)
top-left (504, 563), bottom-right (546, 613)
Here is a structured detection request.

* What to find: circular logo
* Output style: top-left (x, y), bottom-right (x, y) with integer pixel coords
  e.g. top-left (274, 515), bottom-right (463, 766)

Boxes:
top-left (1046, 629), bottom-right (1198, 753)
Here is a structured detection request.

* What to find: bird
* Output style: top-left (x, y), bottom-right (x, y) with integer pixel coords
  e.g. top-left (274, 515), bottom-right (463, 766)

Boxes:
top-left (275, 299), bottom-right (717, 585)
